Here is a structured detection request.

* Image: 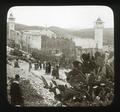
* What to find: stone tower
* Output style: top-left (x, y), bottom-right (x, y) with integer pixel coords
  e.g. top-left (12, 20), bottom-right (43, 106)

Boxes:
top-left (8, 13), bottom-right (15, 39)
top-left (94, 17), bottom-right (104, 49)
top-left (8, 13), bottom-right (15, 30)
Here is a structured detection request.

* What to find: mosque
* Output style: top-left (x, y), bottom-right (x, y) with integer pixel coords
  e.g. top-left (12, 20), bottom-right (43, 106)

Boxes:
top-left (73, 17), bottom-right (104, 49)
top-left (7, 13), bottom-right (104, 59)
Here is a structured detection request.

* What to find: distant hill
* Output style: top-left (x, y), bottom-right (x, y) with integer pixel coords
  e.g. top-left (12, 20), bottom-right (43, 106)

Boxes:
top-left (49, 26), bottom-right (114, 45)
top-left (49, 27), bottom-right (95, 39)
top-left (48, 26), bottom-right (74, 38)
top-left (15, 23), bottom-right (45, 31)
top-left (15, 23), bottom-right (114, 45)
top-left (103, 28), bottom-right (114, 45)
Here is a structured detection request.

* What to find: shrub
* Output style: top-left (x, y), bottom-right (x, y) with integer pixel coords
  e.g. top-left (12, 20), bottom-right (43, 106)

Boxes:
top-left (10, 49), bottom-right (23, 57)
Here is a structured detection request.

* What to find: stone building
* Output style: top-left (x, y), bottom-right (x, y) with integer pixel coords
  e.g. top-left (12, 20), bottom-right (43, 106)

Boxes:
top-left (7, 13), bottom-right (75, 58)
top-left (41, 35), bottom-right (76, 58)
top-left (7, 13), bottom-right (22, 49)
top-left (21, 30), bottom-right (42, 53)
top-left (74, 18), bottom-right (104, 60)
top-left (7, 13), bottom-right (105, 61)
top-left (7, 13), bottom-right (57, 53)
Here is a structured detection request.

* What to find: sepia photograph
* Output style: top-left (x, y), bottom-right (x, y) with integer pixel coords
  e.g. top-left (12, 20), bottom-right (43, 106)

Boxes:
top-left (6, 6), bottom-right (114, 107)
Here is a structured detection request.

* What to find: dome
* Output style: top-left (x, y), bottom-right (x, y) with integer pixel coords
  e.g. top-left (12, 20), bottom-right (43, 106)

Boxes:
top-left (97, 17), bottom-right (101, 21)
top-left (96, 17), bottom-right (103, 22)
top-left (9, 13), bottom-right (15, 19)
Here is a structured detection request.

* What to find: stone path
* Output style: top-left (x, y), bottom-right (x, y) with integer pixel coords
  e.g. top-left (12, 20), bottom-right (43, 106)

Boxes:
top-left (7, 60), bottom-right (71, 106)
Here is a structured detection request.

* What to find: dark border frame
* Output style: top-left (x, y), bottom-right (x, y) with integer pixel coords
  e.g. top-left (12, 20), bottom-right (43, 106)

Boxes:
top-left (0, 1), bottom-right (120, 112)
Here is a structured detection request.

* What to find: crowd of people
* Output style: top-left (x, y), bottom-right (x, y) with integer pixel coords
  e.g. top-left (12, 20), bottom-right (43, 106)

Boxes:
top-left (8, 50), bottom-right (114, 106)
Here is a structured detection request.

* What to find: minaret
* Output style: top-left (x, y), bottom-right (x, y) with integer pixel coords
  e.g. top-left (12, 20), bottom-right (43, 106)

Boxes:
top-left (8, 13), bottom-right (15, 39)
top-left (45, 24), bottom-right (47, 31)
top-left (94, 17), bottom-right (104, 49)
top-left (8, 13), bottom-right (15, 30)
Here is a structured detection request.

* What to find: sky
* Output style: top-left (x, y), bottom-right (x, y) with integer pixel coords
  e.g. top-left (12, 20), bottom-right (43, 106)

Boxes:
top-left (7, 6), bottom-right (114, 29)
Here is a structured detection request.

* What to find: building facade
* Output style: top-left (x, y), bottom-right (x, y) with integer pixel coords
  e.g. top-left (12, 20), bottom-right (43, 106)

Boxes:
top-left (7, 13), bottom-right (57, 53)
top-left (7, 13), bottom-right (105, 61)
top-left (21, 30), bottom-right (42, 53)
top-left (41, 35), bottom-right (76, 58)
top-left (74, 18), bottom-right (104, 60)
top-left (73, 17), bottom-right (104, 49)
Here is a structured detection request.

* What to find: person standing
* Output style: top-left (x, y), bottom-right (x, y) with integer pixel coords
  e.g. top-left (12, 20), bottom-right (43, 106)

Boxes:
top-left (43, 61), bottom-right (46, 70)
top-left (10, 74), bottom-right (24, 106)
top-left (56, 65), bottom-right (59, 79)
top-left (52, 65), bottom-right (59, 79)
top-left (45, 62), bottom-right (48, 74)
top-left (28, 60), bottom-right (32, 72)
top-left (48, 62), bottom-right (51, 74)
top-left (39, 60), bottom-right (42, 70)
top-left (52, 67), bottom-right (56, 79)
top-left (14, 58), bottom-right (19, 68)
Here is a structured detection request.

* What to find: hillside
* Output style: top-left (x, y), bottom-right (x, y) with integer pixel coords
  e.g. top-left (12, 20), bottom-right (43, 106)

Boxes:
top-left (15, 23), bottom-right (45, 31)
top-left (49, 26), bottom-right (114, 45)
top-left (49, 26), bottom-right (113, 39)
top-left (15, 23), bottom-right (114, 45)
top-left (48, 26), bottom-right (74, 38)
top-left (70, 28), bottom-right (114, 45)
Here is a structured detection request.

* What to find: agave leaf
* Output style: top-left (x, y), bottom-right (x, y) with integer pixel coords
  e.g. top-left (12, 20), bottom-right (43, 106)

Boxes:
top-left (65, 72), bottom-right (69, 76)
top-left (49, 82), bottom-right (53, 88)
top-left (51, 79), bottom-right (58, 87)
top-left (41, 76), bottom-right (49, 88)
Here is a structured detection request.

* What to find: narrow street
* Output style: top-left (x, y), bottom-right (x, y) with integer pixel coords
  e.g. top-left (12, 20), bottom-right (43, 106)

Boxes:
top-left (19, 60), bottom-right (70, 85)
